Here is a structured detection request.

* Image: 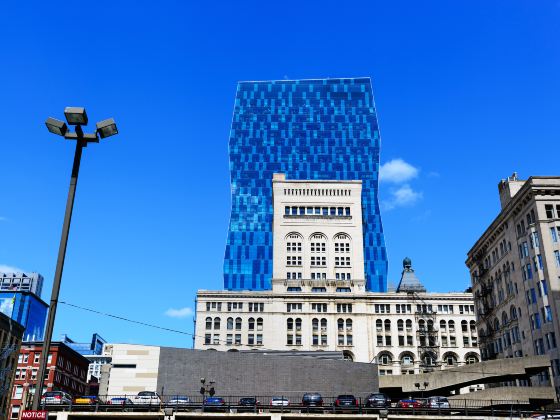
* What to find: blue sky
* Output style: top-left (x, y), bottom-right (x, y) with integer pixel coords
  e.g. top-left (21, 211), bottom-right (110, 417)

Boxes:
top-left (1, 0), bottom-right (559, 347)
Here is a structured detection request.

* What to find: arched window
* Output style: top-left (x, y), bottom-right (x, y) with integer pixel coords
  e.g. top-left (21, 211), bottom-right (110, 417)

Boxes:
top-left (346, 319), bottom-right (353, 331)
top-left (227, 317), bottom-right (234, 330)
top-left (461, 320), bottom-right (468, 332)
top-left (376, 319), bottom-right (382, 332)
top-left (295, 318), bottom-right (302, 331)
top-left (406, 320), bottom-right (412, 331)
top-left (470, 320), bottom-right (476, 332)
top-left (312, 318), bottom-right (319, 331)
top-left (397, 319), bottom-right (404, 331)
top-left (235, 317), bottom-right (242, 330)
top-left (205, 317), bottom-right (212, 330)
top-left (285, 233), bottom-right (303, 252)
top-left (338, 318), bottom-right (344, 331)
top-left (384, 320), bottom-right (391, 331)
top-left (466, 353), bottom-right (479, 364)
top-left (501, 312), bottom-right (508, 326)
top-left (309, 233), bottom-right (327, 254)
top-left (321, 318), bottom-right (327, 330)
top-left (343, 350), bottom-right (354, 361)
top-left (444, 352), bottom-right (458, 366)
top-left (333, 233), bottom-right (351, 254)
top-left (401, 353), bottom-right (414, 366)
top-left (510, 305), bottom-right (517, 320)
top-left (418, 319), bottom-right (426, 331)
top-left (448, 320), bottom-right (455, 332)
top-left (440, 320), bottom-right (447, 331)
top-left (378, 352), bottom-right (393, 365)
top-left (494, 318), bottom-right (500, 331)
top-left (248, 317), bottom-right (255, 331)
top-left (287, 318), bottom-right (293, 330)
top-left (257, 318), bottom-right (263, 331)
top-left (213, 317), bottom-right (221, 330)
top-left (427, 319), bottom-right (434, 331)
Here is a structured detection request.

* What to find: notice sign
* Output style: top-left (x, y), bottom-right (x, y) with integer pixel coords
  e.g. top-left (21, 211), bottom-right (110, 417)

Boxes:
top-left (21, 411), bottom-right (47, 419)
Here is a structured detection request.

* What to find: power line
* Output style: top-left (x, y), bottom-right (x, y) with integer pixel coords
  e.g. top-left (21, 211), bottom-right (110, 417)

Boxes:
top-left (59, 301), bottom-right (192, 336)
top-left (59, 301), bottom-right (542, 376)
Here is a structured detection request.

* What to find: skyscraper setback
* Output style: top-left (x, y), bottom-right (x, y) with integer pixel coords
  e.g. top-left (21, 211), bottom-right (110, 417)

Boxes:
top-left (224, 78), bottom-right (387, 291)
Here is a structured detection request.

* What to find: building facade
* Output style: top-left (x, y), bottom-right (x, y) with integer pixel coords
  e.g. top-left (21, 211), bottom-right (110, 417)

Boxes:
top-left (198, 176), bottom-right (480, 380)
top-left (0, 273), bottom-right (43, 296)
top-left (9, 342), bottom-right (89, 419)
top-left (225, 77), bottom-right (387, 292)
top-left (0, 312), bottom-right (24, 420)
top-left (466, 174), bottom-right (560, 397)
top-left (0, 271), bottom-right (47, 343)
top-left (195, 286), bottom-right (479, 376)
top-left (0, 292), bottom-right (47, 342)
top-left (102, 343), bottom-right (378, 399)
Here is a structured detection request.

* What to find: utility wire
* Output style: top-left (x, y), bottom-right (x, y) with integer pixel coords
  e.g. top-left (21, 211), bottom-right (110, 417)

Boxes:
top-left (59, 301), bottom-right (278, 351)
top-left (59, 301), bottom-right (544, 376)
top-left (59, 301), bottom-right (192, 336)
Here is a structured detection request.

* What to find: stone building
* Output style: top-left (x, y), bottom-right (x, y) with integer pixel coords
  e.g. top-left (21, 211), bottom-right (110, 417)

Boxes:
top-left (466, 174), bottom-right (560, 398)
top-left (195, 175), bottom-right (480, 381)
top-left (9, 342), bottom-right (89, 418)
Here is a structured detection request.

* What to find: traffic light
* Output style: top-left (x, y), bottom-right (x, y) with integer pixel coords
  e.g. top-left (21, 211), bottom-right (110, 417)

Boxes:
top-left (200, 387), bottom-right (205, 395)
top-left (209, 387), bottom-right (215, 397)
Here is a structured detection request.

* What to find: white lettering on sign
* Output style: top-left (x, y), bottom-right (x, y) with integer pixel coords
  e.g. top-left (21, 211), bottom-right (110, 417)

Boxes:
top-left (21, 411), bottom-right (47, 419)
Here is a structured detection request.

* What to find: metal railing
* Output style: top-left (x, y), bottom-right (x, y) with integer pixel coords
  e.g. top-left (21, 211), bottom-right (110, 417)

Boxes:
top-left (33, 394), bottom-right (555, 417)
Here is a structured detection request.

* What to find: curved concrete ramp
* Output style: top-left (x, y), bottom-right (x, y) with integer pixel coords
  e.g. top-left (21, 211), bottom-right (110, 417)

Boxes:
top-left (380, 355), bottom-right (552, 396)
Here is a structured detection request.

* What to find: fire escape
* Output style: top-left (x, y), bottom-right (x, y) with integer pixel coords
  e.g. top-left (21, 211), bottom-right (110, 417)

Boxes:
top-left (409, 292), bottom-right (441, 372)
top-left (474, 265), bottom-right (496, 360)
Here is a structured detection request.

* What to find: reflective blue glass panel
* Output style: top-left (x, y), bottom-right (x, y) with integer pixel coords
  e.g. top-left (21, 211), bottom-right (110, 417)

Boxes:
top-left (224, 78), bottom-right (387, 291)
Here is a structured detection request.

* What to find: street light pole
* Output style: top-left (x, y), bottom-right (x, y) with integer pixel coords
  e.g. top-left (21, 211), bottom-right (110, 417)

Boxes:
top-left (31, 108), bottom-right (118, 410)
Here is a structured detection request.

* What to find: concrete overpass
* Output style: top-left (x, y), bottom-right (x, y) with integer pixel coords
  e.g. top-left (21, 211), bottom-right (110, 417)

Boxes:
top-left (379, 355), bottom-right (555, 404)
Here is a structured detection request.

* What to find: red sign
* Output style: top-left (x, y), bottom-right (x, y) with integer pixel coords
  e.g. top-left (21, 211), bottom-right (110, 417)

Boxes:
top-left (21, 411), bottom-right (47, 419)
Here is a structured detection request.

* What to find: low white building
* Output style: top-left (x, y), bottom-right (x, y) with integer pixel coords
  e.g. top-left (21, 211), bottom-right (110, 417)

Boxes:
top-left (103, 344), bottom-right (160, 396)
top-left (195, 175), bottom-right (481, 381)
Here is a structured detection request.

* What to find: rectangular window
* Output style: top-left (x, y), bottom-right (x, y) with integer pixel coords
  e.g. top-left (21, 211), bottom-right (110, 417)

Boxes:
top-left (555, 250), bottom-right (560, 267)
top-left (256, 334), bottom-right (263, 345)
top-left (545, 204), bottom-right (554, 219)
top-left (551, 227), bottom-right (559, 243)
top-left (226, 334), bottom-right (233, 345)
top-left (10, 407), bottom-right (20, 420)
top-left (13, 385), bottom-right (23, 399)
top-left (545, 306), bottom-right (553, 322)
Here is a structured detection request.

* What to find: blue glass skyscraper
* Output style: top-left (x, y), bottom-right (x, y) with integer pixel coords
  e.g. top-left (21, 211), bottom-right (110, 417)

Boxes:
top-left (224, 77), bottom-right (387, 292)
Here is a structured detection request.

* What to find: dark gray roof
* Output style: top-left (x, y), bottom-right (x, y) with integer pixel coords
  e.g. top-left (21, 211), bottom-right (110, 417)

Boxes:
top-left (396, 257), bottom-right (427, 293)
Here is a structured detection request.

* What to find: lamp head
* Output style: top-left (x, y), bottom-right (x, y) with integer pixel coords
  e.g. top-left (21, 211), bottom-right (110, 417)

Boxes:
top-left (64, 107), bottom-right (88, 125)
top-left (96, 118), bottom-right (118, 138)
top-left (45, 118), bottom-right (68, 136)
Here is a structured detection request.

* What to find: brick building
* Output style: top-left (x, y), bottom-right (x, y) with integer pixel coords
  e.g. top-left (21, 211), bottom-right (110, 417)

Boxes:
top-left (9, 342), bottom-right (89, 419)
top-left (0, 312), bottom-right (24, 420)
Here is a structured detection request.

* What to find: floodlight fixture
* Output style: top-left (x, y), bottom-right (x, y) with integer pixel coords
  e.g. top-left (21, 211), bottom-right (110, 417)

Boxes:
top-left (64, 107), bottom-right (88, 125)
top-left (32, 106), bottom-right (118, 411)
top-left (45, 117), bottom-right (68, 136)
top-left (96, 118), bottom-right (118, 138)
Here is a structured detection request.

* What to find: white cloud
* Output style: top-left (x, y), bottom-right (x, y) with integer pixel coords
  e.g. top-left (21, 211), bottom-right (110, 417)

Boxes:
top-left (379, 159), bottom-right (419, 184)
top-left (0, 264), bottom-right (25, 273)
top-left (0, 217), bottom-right (7, 222)
top-left (381, 184), bottom-right (423, 211)
top-left (164, 307), bottom-right (193, 319)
